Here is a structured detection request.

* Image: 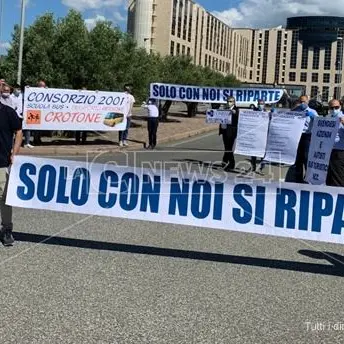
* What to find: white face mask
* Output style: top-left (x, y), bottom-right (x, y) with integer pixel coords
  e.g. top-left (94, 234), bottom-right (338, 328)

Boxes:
top-left (2, 92), bottom-right (10, 98)
top-left (13, 89), bottom-right (21, 96)
top-left (330, 108), bottom-right (341, 117)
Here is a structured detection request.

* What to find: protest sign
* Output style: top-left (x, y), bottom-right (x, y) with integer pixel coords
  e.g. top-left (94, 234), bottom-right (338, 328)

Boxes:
top-left (7, 156), bottom-right (344, 245)
top-left (306, 117), bottom-right (339, 185)
top-left (234, 110), bottom-right (270, 157)
top-left (23, 87), bottom-right (129, 131)
top-left (206, 109), bottom-right (232, 125)
top-left (264, 111), bottom-right (306, 165)
top-left (150, 83), bottom-right (284, 104)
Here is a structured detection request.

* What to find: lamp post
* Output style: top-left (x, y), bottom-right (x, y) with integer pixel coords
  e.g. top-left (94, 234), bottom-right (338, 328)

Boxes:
top-left (17, 0), bottom-right (26, 85)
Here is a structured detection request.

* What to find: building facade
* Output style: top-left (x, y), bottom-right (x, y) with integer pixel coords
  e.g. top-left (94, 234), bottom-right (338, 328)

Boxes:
top-left (128, 1), bottom-right (344, 101)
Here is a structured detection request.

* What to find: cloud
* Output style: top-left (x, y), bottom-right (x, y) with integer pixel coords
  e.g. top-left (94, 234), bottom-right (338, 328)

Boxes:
top-left (84, 15), bottom-right (107, 30)
top-left (213, 0), bottom-right (344, 28)
top-left (62, 0), bottom-right (124, 11)
top-left (0, 42), bottom-right (11, 50)
top-left (113, 11), bottom-right (126, 22)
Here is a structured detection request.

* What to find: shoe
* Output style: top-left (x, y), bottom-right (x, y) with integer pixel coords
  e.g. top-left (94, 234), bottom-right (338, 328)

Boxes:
top-left (0, 229), bottom-right (14, 246)
top-left (123, 140), bottom-right (129, 146)
top-left (24, 144), bottom-right (34, 149)
top-left (146, 145), bottom-right (153, 149)
top-left (119, 141), bottom-right (124, 147)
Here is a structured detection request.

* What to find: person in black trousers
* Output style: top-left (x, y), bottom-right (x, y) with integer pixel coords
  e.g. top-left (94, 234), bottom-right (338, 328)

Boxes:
top-left (219, 96), bottom-right (239, 171)
top-left (143, 99), bottom-right (159, 149)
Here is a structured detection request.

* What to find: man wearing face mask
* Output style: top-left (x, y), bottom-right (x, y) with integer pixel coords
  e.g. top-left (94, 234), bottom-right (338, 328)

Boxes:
top-left (219, 96), bottom-right (239, 170)
top-left (326, 99), bottom-right (344, 186)
top-left (291, 95), bottom-right (318, 183)
top-left (0, 84), bottom-right (15, 109)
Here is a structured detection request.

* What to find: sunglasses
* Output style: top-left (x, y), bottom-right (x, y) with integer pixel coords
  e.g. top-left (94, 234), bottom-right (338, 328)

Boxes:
top-left (330, 106), bottom-right (341, 110)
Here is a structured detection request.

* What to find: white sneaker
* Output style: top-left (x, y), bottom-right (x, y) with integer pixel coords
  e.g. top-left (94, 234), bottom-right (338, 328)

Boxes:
top-left (119, 141), bottom-right (124, 147)
top-left (24, 144), bottom-right (34, 149)
top-left (123, 140), bottom-right (129, 146)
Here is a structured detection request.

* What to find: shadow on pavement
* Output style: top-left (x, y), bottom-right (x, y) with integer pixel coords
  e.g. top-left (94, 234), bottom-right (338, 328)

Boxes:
top-left (14, 232), bottom-right (344, 277)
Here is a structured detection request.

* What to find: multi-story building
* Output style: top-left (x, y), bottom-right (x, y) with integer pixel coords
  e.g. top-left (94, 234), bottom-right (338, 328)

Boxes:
top-left (128, 0), bottom-right (344, 100)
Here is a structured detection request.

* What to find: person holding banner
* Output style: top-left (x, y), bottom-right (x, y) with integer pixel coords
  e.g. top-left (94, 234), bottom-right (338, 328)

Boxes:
top-left (219, 96), bottom-right (239, 170)
top-left (0, 102), bottom-right (22, 246)
top-left (291, 95), bottom-right (318, 183)
top-left (119, 85), bottom-right (135, 147)
top-left (326, 99), bottom-right (344, 186)
top-left (32, 80), bottom-right (47, 145)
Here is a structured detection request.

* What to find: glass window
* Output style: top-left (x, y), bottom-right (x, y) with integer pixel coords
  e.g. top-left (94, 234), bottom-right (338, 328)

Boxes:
top-left (311, 86), bottom-right (319, 98)
top-left (335, 74), bottom-right (342, 84)
top-left (312, 73), bottom-right (318, 82)
top-left (170, 41), bottom-right (175, 56)
top-left (301, 47), bottom-right (308, 69)
top-left (300, 72), bottom-right (307, 82)
top-left (313, 47), bottom-right (320, 70)
top-left (323, 73), bottom-right (330, 83)
top-left (289, 72), bottom-right (296, 81)
top-left (290, 31), bottom-right (298, 68)
top-left (322, 86), bottom-right (329, 102)
top-left (324, 45), bottom-right (332, 70)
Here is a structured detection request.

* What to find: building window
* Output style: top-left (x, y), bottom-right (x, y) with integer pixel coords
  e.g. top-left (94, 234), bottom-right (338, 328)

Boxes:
top-left (334, 87), bottom-right (341, 99)
top-left (250, 70), bottom-right (253, 79)
top-left (176, 43), bottom-right (180, 55)
top-left (256, 77), bottom-right (260, 82)
top-left (177, 0), bottom-right (183, 38)
top-left (171, 0), bottom-right (177, 36)
top-left (312, 46), bottom-right (320, 70)
top-left (324, 45), bottom-right (332, 70)
top-left (301, 46), bottom-right (308, 69)
top-left (187, 47), bottom-right (191, 56)
top-left (312, 73), bottom-right (318, 82)
top-left (170, 41), bottom-right (175, 56)
top-left (311, 86), bottom-right (319, 98)
top-left (335, 74), bottom-right (342, 84)
top-left (182, 0), bottom-right (188, 41)
top-left (322, 86), bottom-right (329, 102)
top-left (300, 72), bottom-right (307, 82)
top-left (188, 1), bottom-right (193, 42)
top-left (289, 72), bottom-right (296, 81)
top-left (323, 73), bottom-right (330, 83)
top-left (182, 45), bottom-right (185, 55)
top-left (262, 31), bottom-right (269, 83)
top-left (290, 30), bottom-right (298, 69)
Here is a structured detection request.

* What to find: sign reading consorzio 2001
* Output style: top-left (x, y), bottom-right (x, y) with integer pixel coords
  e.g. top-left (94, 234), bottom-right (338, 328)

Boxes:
top-left (23, 87), bottom-right (129, 131)
top-left (150, 83), bottom-right (284, 104)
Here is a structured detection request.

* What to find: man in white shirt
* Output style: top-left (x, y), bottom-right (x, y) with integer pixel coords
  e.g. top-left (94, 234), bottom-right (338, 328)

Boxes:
top-left (119, 85), bottom-right (135, 147)
top-left (142, 98), bottom-right (159, 149)
top-left (0, 84), bottom-right (15, 109)
top-left (326, 99), bottom-right (344, 186)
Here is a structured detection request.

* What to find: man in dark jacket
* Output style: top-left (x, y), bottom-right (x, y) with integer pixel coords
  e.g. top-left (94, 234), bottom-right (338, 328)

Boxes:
top-left (219, 96), bottom-right (239, 171)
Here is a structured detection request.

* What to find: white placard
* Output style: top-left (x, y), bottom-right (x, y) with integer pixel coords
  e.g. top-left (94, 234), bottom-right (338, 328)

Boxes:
top-left (264, 111), bottom-right (306, 165)
top-left (234, 110), bottom-right (270, 157)
top-left (23, 87), bottom-right (129, 131)
top-left (206, 109), bottom-right (232, 124)
top-left (306, 117), bottom-right (339, 185)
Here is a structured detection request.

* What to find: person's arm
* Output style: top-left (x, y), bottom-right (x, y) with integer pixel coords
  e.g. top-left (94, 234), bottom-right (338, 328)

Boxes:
top-left (11, 129), bottom-right (23, 164)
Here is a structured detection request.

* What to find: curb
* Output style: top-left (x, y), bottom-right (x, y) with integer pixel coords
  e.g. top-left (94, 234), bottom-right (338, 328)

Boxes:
top-left (18, 125), bottom-right (218, 156)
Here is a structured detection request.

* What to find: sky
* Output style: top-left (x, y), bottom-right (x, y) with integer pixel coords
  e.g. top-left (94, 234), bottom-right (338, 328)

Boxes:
top-left (1, 0), bottom-right (344, 52)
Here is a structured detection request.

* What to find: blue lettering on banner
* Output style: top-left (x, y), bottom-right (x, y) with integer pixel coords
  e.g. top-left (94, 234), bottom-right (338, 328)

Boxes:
top-left (312, 192), bottom-right (333, 233)
top-left (37, 165), bottom-right (57, 203)
top-left (233, 184), bottom-right (253, 224)
top-left (298, 191), bottom-right (310, 231)
top-left (275, 189), bottom-right (296, 229)
top-left (152, 84), bottom-right (159, 97)
top-left (236, 90), bottom-right (243, 102)
top-left (169, 178), bottom-right (189, 216)
top-left (120, 172), bottom-right (140, 211)
top-left (56, 167), bottom-right (70, 204)
top-left (98, 170), bottom-right (118, 208)
top-left (140, 175), bottom-right (161, 213)
top-left (17, 163), bottom-right (36, 201)
top-left (332, 195), bottom-right (344, 235)
top-left (191, 180), bottom-right (212, 219)
top-left (179, 87), bottom-right (186, 100)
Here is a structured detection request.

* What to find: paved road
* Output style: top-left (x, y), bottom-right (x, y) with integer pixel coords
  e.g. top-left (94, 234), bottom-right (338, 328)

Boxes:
top-left (0, 132), bottom-right (343, 344)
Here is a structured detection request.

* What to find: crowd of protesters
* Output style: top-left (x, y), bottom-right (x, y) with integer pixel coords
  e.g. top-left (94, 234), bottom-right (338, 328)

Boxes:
top-left (219, 94), bottom-right (344, 187)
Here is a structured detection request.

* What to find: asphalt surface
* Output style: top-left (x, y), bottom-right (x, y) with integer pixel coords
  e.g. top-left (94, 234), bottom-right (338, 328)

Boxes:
top-left (1, 132), bottom-right (344, 344)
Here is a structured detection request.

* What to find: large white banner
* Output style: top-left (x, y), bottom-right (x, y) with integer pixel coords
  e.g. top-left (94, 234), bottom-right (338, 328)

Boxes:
top-left (150, 83), bottom-right (284, 104)
top-left (234, 110), bottom-right (270, 157)
top-left (7, 156), bottom-right (344, 245)
top-left (23, 87), bottom-right (129, 131)
top-left (306, 117), bottom-right (339, 185)
top-left (264, 111), bottom-right (306, 165)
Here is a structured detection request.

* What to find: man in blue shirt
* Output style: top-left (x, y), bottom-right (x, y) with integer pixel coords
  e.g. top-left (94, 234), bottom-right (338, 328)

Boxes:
top-left (326, 99), bottom-right (344, 186)
top-left (292, 95), bottom-right (318, 183)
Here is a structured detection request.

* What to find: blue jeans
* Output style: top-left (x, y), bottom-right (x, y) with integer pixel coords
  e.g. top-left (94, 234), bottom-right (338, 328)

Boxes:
top-left (23, 130), bottom-right (31, 145)
top-left (119, 117), bottom-right (131, 142)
